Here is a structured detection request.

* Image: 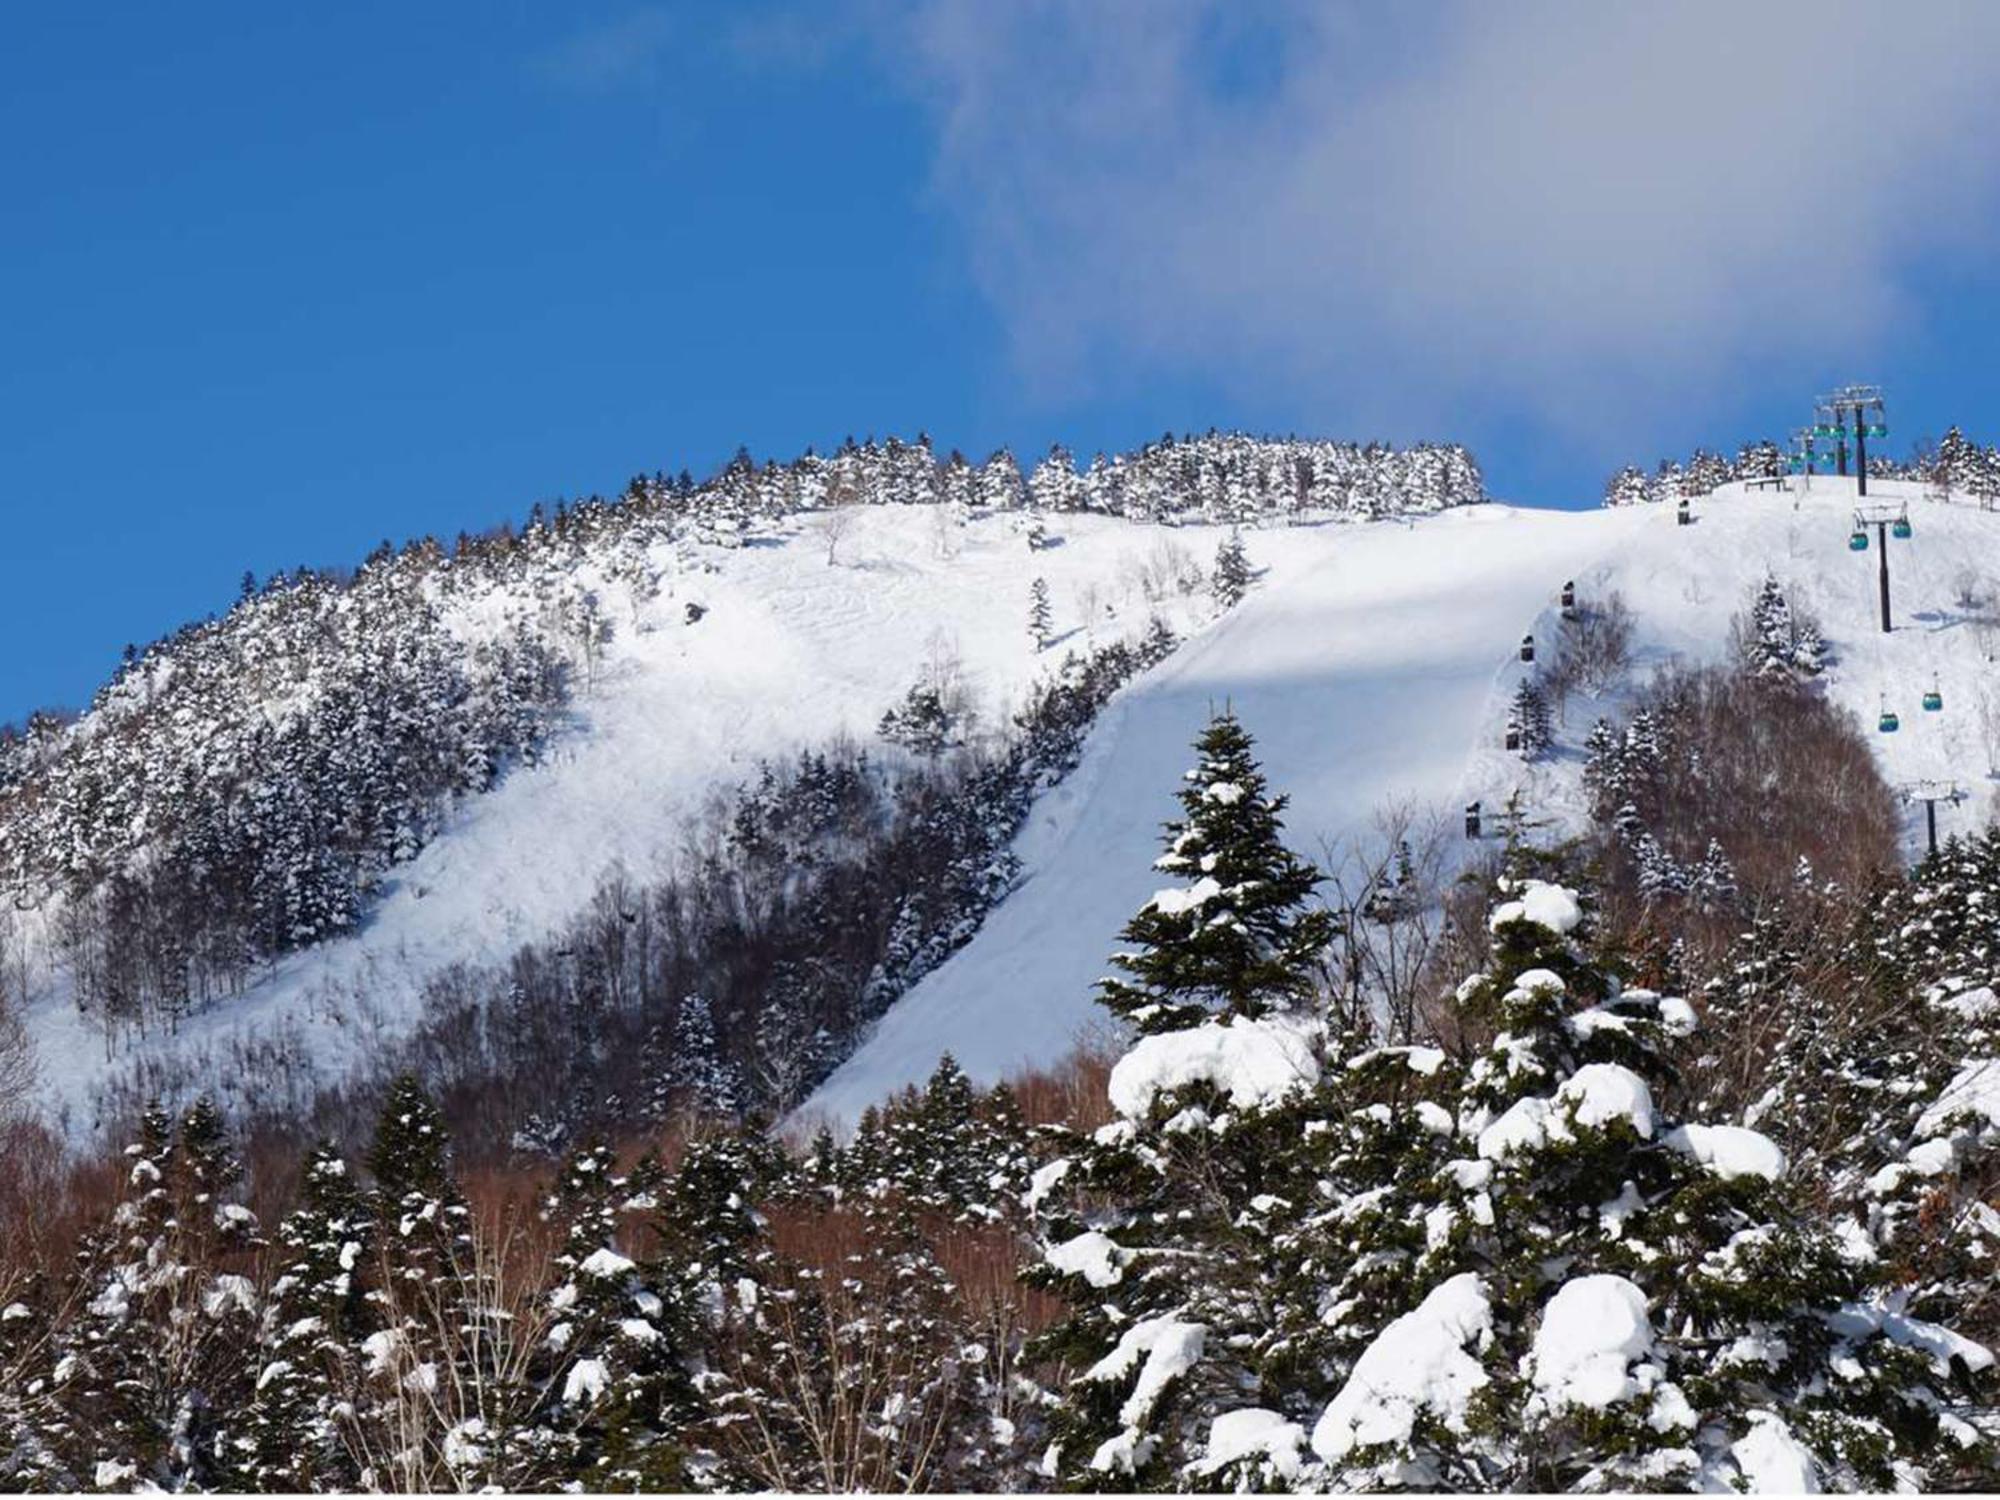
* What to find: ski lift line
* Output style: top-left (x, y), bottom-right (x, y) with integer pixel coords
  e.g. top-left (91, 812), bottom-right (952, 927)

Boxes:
top-left (1898, 779), bottom-right (1968, 857)
top-left (1849, 503), bottom-right (1911, 634)
top-left (1813, 384), bottom-right (1887, 493)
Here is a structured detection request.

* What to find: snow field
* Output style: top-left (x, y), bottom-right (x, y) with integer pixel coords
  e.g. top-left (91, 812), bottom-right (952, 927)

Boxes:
top-left (20, 506), bottom-right (1238, 1128)
top-left (24, 477), bottom-right (2000, 1135)
top-left (810, 480), bottom-right (2000, 1122)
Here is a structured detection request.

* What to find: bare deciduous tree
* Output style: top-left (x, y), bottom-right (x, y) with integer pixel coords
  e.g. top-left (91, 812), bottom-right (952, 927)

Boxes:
top-left (1315, 799), bottom-right (1454, 1044)
top-left (1545, 590), bottom-right (1635, 717)
top-left (822, 505), bottom-right (858, 566)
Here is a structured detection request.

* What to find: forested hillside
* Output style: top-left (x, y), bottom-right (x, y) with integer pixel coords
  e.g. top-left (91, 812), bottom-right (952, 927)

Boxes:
top-left (0, 431), bottom-right (1481, 1140)
top-left (4, 713), bottom-right (1998, 1492)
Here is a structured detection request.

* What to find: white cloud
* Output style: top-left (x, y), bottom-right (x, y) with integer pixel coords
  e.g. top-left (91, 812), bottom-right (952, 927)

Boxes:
top-left (874, 0), bottom-right (2000, 445)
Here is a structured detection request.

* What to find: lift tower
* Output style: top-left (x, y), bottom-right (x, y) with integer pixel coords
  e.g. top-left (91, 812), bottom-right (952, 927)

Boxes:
top-left (1816, 386), bottom-right (1888, 496)
top-left (1899, 780), bottom-right (1967, 857)
top-left (1787, 426), bottom-right (1818, 480)
top-left (1850, 502), bottom-right (1911, 633)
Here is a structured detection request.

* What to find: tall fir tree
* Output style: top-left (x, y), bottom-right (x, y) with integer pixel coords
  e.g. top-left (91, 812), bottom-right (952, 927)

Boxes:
top-left (241, 1141), bottom-right (373, 1491)
top-left (1029, 576), bottom-right (1053, 652)
top-left (1029, 712), bottom-right (1341, 1486)
top-left (1096, 712), bottom-right (1334, 1035)
top-left (1212, 531), bottom-right (1251, 609)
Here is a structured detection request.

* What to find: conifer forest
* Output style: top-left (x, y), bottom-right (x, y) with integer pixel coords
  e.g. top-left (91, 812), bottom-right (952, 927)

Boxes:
top-left (16, 8), bottom-right (2000, 1492)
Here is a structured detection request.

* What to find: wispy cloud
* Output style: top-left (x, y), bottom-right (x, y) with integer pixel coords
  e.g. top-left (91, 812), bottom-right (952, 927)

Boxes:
top-left (862, 0), bottom-right (2000, 449)
top-left (538, 7), bottom-right (676, 92)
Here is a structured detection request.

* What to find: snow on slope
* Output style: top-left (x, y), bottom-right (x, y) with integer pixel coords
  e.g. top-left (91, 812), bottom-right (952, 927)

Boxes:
top-left (804, 478), bottom-right (2000, 1124)
top-left (23, 506), bottom-right (1241, 1131)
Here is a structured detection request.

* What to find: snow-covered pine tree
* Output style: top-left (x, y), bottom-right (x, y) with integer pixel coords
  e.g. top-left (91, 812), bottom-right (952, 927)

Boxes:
top-left (1759, 836), bottom-right (2000, 1370)
top-left (1689, 836), bottom-right (1739, 914)
top-left (1305, 881), bottom-right (1994, 1491)
top-left (1212, 531), bottom-right (1251, 610)
top-left (1030, 444), bottom-right (1083, 514)
top-left (662, 992), bottom-right (741, 1123)
top-left (1738, 573), bottom-right (1827, 680)
top-left (1027, 712), bottom-right (1339, 1485)
top-left (52, 1101), bottom-right (262, 1492)
top-left (1631, 830), bottom-right (1689, 904)
top-left (1095, 712), bottom-right (1334, 1036)
top-left (879, 681), bottom-right (963, 759)
top-left (1937, 425), bottom-right (1974, 491)
top-left (241, 1141), bottom-right (372, 1491)
top-left (351, 1075), bottom-right (514, 1490)
top-left (1029, 576), bottom-right (1053, 652)
top-left (1506, 679), bottom-right (1553, 760)
top-left (844, 1055), bottom-right (1033, 1221)
top-left (537, 1142), bottom-right (690, 1489)
top-left (1601, 465), bottom-right (1653, 507)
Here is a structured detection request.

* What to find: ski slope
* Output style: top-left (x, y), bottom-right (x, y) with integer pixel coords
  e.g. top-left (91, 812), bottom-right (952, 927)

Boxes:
top-left (17, 505), bottom-right (1245, 1133)
top-left (804, 478), bottom-right (2000, 1124)
top-left (20, 478), bottom-right (2000, 1137)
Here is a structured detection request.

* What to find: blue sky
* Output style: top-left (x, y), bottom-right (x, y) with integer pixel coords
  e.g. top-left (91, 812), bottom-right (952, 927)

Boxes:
top-left (7, 2), bottom-right (2000, 723)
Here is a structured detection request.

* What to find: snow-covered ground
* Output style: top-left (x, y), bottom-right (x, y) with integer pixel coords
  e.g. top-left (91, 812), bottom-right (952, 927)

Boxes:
top-left (22, 478), bottom-right (2000, 1135)
top-left (18, 505), bottom-right (1245, 1132)
top-left (805, 478), bottom-right (2000, 1123)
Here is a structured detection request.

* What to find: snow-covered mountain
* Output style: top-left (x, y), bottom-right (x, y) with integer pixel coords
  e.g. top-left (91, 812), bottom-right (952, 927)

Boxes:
top-left (1, 433), bottom-right (1484, 1135)
top-left (806, 476), bottom-right (2000, 1123)
top-left (8, 451), bottom-right (1998, 1141)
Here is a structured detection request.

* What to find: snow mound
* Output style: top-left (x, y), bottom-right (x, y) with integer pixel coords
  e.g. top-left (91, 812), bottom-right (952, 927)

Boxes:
top-left (1488, 880), bottom-right (1583, 936)
top-left (1107, 1013), bottom-right (1321, 1120)
top-left (562, 1357), bottom-right (609, 1405)
top-left (1045, 1230), bottom-right (1132, 1289)
top-left (1528, 1275), bottom-right (1657, 1412)
top-left (1192, 1408), bottom-right (1306, 1482)
top-left (1829, 1300), bottom-right (1995, 1378)
top-left (1477, 1063), bottom-right (1655, 1160)
top-left (1084, 1316), bottom-right (1208, 1432)
top-left (577, 1247), bottom-right (637, 1279)
top-left (1147, 876), bottom-right (1222, 917)
top-left (1729, 1410), bottom-right (1820, 1494)
top-left (1665, 1123), bottom-right (1787, 1182)
top-left (1311, 1272), bottom-right (1492, 1463)
top-left (1917, 1058), bottom-right (2000, 1136)
top-left (1932, 984), bottom-right (1998, 1022)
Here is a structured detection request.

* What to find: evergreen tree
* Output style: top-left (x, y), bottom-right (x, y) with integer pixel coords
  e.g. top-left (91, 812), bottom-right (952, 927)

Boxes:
top-left (353, 1075), bottom-right (517, 1490)
top-left (1307, 883), bottom-right (1993, 1491)
top-left (1029, 712), bottom-right (1341, 1485)
top-left (241, 1141), bottom-right (372, 1491)
top-left (1937, 425), bottom-right (1973, 491)
top-left (1029, 576), bottom-right (1053, 652)
top-left (53, 1102), bottom-right (261, 1491)
top-left (1212, 531), bottom-right (1251, 609)
top-left (1689, 836), bottom-right (1739, 914)
top-left (663, 992), bottom-right (741, 1122)
top-left (1601, 465), bottom-right (1653, 507)
top-left (1096, 713), bottom-right (1333, 1036)
top-left (539, 1142), bottom-right (690, 1489)
top-left (846, 1055), bottom-right (1034, 1220)
top-left (1507, 679), bottom-right (1553, 759)
top-left (1739, 574), bottom-right (1827, 679)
